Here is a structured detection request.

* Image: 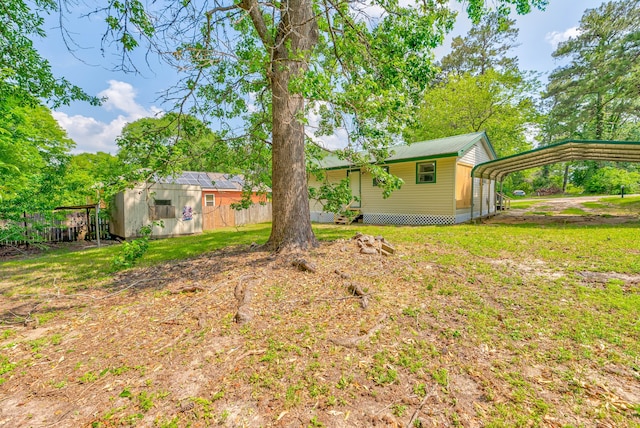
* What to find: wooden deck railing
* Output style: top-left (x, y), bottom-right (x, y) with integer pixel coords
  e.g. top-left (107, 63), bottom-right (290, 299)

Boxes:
top-left (496, 193), bottom-right (511, 211)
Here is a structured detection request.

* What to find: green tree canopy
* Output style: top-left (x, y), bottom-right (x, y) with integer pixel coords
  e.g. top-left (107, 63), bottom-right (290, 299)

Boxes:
top-left (0, 89), bottom-right (75, 222)
top-left (117, 113), bottom-right (220, 177)
top-left (1, 0), bottom-right (99, 106)
top-left (439, 11), bottom-right (520, 76)
top-left (408, 12), bottom-right (540, 158)
top-left (116, 113), bottom-right (272, 196)
top-left (540, 0), bottom-right (640, 193)
top-left (62, 152), bottom-right (125, 205)
top-left (408, 70), bottom-right (538, 157)
top-left (544, 0), bottom-right (640, 141)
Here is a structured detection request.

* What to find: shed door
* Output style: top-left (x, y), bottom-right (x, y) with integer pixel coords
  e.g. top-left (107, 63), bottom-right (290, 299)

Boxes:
top-left (347, 170), bottom-right (361, 208)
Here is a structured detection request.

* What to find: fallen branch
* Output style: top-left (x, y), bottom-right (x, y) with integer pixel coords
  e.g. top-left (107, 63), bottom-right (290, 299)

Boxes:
top-left (234, 348), bottom-right (266, 363)
top-left (170, 285), bottom-right (206, 294)
top-left (406, 387), bottom-right (437, 428)
top-left (282, 293), bottom-right (372, 306)
top-left (158, 280), bottom-right (230, 324)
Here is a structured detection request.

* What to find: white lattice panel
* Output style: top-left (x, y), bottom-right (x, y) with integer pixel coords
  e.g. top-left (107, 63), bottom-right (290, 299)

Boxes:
top-left (363, 213), bottom-right (455, 225)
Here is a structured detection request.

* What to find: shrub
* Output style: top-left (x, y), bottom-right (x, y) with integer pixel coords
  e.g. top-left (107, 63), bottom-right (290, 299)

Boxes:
top-left (584, 167), bottom-right (640, 195)
top-left (111, 223), bottom-right (159, 270)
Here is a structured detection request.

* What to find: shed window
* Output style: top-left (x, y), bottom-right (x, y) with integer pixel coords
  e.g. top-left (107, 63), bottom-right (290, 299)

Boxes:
top-left (155, 199), bottom-right (172, 206)
top-left (416, 161), bottom-right (436, 183)
top-left (204, 194), bottom-right (215, 207)
top-left (150, 204), bottom-right (175, 220)
top-left (373, 166), bottom-right (390, 187)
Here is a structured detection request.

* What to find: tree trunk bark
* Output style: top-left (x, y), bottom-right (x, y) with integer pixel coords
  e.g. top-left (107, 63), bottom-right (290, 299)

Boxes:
top-left (562, 163), bottom-right (569, 193)
top-left (595, 92), bottom-right (603, 140)
top-left (266, 0), bottom-right (318, 251)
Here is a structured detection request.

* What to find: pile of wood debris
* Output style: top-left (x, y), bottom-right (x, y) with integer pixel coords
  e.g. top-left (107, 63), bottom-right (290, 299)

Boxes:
top-left (352, 232), bottom-right (395, 256)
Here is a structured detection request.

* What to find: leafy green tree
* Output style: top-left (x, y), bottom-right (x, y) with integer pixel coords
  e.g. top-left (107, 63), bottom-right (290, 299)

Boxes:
top-left (439, 12), bottom-right (520, 76)
top-left (116, 113), bottom-right (271, 199)
top-left (409, 12), bottom-right (540, 158)
top-left (408, 11), bottom-right (542, 193)
top-left (0, 89), bottom-right (74, 205)
top-left (584, 167), bottom-right (640, 194)
top-left (0, 90), bottom-right (77, 243)
top-left (544, 0), bottom-right (640, 142)
top-left (542, 0), bottom-right (640, 191)
top-left (408, 70), bottom-right (538, 157)
top-left (62, 152), bottom-right (124, 205)
top-left (117, 113), bottom-right (223, 177)
top-left (1, 0), bottom-right (98, 106)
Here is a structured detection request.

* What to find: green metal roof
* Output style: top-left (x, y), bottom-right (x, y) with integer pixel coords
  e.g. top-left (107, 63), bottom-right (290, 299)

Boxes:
top-left (317, 131), bottom-right (495, 170)
top-left (472, 139), bottom-right (640, 181)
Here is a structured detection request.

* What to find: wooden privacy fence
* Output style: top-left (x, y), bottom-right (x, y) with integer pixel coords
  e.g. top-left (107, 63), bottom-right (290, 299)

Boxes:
top-left (1, 213), bottom-right (110, 246)
top-left (203, 203), bottom-right (272, 230)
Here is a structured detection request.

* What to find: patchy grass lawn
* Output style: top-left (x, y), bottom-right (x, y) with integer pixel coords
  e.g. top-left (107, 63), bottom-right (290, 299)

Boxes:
top-left (508, 201), bottom-right (537, 210)
top-left (1, 218), bottom-right (639, 427)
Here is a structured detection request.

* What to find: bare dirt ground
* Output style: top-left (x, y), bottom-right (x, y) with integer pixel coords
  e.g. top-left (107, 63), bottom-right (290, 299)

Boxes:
top-left (486, 195), bottom-right (640, 225)
top-left (1, 203), bottom-right (639, 427)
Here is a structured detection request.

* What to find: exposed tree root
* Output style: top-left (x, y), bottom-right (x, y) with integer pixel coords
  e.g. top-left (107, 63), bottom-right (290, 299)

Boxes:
top-left (329, 313), bottom-right (387, 348)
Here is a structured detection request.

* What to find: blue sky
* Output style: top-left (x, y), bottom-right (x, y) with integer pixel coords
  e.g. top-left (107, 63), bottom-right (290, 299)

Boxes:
top-left (35, 1), bottom-right (607, 154)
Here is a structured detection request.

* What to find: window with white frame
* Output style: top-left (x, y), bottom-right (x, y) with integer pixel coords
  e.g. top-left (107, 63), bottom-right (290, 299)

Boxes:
top-left (204, 194), bottom-right (215, 206)
top-left (416, 161), bottom-right (436, 183)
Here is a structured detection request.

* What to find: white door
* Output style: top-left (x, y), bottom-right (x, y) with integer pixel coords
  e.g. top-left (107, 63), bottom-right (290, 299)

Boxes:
top-left (348, 170), bottom-right (361, 208)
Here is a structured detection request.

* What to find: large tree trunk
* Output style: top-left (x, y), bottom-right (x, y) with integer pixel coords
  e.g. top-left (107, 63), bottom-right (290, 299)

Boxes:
top-left (266, 0), bottom-right (318, 251)
top-left (595, 92), bottom-right (603, 140)
top-left (562, 163), bottom-right (569, 193)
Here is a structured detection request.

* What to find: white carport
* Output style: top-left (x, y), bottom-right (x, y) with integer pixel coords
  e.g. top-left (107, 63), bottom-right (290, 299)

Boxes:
top-left (470, 139), bottom-right (640, 220)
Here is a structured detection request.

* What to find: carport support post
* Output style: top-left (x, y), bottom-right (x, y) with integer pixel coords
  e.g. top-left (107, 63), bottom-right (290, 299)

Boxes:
top-left (479, 178), bottom-right (484, 219)
top-left (470, 175), bottom-right (475, 221)
top-left (95, 203), bottom-right (101, 247)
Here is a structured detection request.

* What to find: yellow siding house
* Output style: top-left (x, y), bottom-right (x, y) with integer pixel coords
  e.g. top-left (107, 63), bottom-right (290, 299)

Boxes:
top-left (309, 132), bottom-right (498, 225)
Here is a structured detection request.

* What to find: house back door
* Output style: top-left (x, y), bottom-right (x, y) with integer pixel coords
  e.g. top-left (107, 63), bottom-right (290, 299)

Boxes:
top-left (347, 169), bottom-right (361, 208)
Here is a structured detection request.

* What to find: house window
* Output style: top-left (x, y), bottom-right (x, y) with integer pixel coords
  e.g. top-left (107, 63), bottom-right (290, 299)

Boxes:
top-left (416, 161), bottom-right (436, 183)
top-left (373, 166), bottom-right (390, 187)
top-left (204, 194), bottom-right (215, 207)
top-left (155, 199), bottom-right (172, 206)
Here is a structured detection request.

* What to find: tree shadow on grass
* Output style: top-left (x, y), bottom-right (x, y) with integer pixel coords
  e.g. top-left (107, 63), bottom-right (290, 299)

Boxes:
top-left (107, 244), bottom-right (278, 295)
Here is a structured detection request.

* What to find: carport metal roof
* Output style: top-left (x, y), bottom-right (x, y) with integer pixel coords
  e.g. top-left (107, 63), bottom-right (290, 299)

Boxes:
top-left (472, 139), bottom-right (640, 181)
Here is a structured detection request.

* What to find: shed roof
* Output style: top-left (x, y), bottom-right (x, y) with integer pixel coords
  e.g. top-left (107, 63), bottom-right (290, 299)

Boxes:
top-left (472, 140), bottom-right (640, 181)
top-left (156, 171), bottom-right (267, 192)
top-left (317, 132), bottom-right (495, 169)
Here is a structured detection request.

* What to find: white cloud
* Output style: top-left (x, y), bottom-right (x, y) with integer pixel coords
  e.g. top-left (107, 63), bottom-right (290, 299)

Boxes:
top-left (545, 27), bottom-right (581, 49)
top-left (305, 103), bottom-right (349, 151)
top-left (53, 80), bottom-right (162, 154)
top-left (98, 80), bottom-right (154, 118)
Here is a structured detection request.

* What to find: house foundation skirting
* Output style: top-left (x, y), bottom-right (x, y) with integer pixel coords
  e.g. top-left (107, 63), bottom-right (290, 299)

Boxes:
top-left (311, 212), bottom-right (337, 223)
top-left (363, 213), bottom-right (455, 225)
top-left (311, 211), bottom-right (457, 225)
